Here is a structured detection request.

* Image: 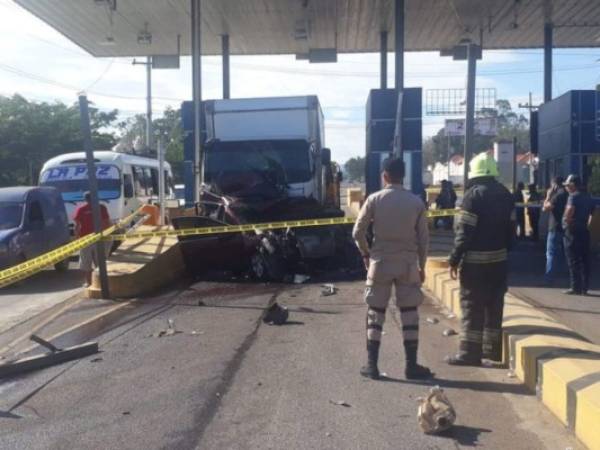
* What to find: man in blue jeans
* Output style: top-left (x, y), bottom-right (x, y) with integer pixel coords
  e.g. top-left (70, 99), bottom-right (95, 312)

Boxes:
top-left (543, 176), bottom-right (568, 284)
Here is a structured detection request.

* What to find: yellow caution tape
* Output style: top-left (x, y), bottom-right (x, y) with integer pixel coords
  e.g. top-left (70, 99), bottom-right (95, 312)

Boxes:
top-left (0, 207), bottom-right (144, 289)
top-left (0, 207), bottom-right (458, 287)
top-left (104, 209), bottom-right (460, 242)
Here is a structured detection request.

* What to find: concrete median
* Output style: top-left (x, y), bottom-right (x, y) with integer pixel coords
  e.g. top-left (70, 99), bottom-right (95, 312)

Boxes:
top-left (425, 257), bottom-right (600, 450)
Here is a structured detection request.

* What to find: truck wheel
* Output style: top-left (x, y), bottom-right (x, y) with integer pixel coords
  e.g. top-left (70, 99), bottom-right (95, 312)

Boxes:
top-left (54, 258), bottom-right (70, 272)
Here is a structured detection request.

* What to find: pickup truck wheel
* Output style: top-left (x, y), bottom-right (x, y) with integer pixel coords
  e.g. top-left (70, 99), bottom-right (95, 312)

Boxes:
top-left (54, 258), bottom-right (70, 272)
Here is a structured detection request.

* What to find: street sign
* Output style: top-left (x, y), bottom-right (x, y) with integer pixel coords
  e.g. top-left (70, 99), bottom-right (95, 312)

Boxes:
top-left (444, 118), bottom-right (497, 136)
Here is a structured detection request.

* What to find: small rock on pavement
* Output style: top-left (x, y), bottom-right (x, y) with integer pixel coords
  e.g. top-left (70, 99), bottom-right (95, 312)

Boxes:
top-left (426, 317), bottom-right (439, 324)
top-left (442, 328), bottom-right (457, 337)
top-left (446, 313), bottom-right (456, 319)
top-left (90, 357), bottom-right (103, 363)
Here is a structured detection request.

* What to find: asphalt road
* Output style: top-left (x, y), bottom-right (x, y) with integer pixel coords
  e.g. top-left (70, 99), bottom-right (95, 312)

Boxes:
top-left (0, 279), bottom-right (579, 450)
top-left (0, 263), bottom-right (82, 335)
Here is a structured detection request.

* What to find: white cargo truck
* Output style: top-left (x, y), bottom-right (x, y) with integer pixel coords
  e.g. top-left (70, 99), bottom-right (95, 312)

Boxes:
top-left (202, 95), bottom-right (334, 207)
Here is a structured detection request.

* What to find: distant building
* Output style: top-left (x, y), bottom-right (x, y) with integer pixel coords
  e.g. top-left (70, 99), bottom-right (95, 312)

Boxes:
top-left (431, 149), bottom-right (534, 187)
top-left (432, 154), bottom-right (464, 186)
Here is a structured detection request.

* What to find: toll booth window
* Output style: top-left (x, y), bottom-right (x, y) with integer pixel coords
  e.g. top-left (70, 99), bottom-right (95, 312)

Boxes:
top-left (28, 200), bottom-right (44, 225)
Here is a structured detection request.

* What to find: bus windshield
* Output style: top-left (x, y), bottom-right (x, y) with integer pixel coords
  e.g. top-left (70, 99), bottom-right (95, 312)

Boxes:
top-left (40, 165), bottom-right (121, 202)
top-left (0, 202), bottom-right (23, 230)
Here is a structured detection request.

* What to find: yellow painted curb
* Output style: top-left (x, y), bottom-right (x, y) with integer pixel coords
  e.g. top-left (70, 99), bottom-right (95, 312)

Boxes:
top-left (424, 257), bottom-right (600, 450)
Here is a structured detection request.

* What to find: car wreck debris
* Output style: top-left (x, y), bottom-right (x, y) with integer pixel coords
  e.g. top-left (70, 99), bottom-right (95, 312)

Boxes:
top-left (417, 386), bottom-right (456, 434)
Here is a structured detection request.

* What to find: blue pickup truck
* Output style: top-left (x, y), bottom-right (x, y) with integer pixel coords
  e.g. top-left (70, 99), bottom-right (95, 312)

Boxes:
top-left (0, 186), bottom-right (71, 272)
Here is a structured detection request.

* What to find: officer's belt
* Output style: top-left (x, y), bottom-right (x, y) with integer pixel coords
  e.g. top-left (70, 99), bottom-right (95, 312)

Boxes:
top-left (463, 249), bottom-right (507, 264)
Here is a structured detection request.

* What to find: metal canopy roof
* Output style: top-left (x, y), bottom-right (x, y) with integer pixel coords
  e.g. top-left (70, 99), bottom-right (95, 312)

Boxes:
top-left (14, 0), bottom-right (600, 57)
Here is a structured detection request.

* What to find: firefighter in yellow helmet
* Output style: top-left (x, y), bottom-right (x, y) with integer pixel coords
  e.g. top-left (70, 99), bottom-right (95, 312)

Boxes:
top-left (446, 153), bottom-right (515, 366)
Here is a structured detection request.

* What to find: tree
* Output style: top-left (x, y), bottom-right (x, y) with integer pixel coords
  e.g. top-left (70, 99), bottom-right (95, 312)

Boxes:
top-left (116, 106), bottom-right (184, 183)
top-left (422, 99), bottom-right (530, 167)
top-left (344, 156), bottom-right (365, 182)
top-left (0, 94), bottom-right (118, 186)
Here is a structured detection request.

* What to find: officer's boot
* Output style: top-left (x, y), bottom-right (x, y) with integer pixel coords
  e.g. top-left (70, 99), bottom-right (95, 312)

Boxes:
top-left (404, 341), bottom-right (433, 380)
top-left (360, 340), bottom-right (380, 380)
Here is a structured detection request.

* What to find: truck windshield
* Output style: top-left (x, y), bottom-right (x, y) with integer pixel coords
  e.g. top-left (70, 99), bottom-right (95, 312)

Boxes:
top-left (0, 202), bottom-right (23, 230)
top-left (205, 140), bottom-right (312, 184)
top-left (39, 164), bottom-right (121, 202)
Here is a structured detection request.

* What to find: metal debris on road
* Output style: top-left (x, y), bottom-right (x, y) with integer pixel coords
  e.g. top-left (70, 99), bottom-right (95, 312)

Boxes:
top-left (321, 284), bottom-right (337, 296)
top-left (446, 313), bottom-right (456, 319)
top-left (293, 274), bottom-right (310, 284)
top-left (426, 317), bottom-right (439, 324)
top-left (329, 399), bottom-right (351, 407)
top-left (417, 386), bottom-right (456, 434)
top-left (263, 302), bottom-right (289, 325)
top-left (442, 328), bottom-right (457, 337)
top-left (90, 357), bottom-right (103, 363)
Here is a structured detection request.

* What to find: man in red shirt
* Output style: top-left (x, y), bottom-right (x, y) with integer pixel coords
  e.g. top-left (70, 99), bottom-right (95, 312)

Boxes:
top-left (73, 191), bottom-right (111, 287)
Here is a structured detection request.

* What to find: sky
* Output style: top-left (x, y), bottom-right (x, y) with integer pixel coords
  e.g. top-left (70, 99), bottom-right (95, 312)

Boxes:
top-left (2, 0), bottom-right (600, 164)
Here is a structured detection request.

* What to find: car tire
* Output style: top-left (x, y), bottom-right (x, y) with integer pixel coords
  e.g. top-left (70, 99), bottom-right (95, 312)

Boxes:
top-left (54, 258), bottom-right (70, 272)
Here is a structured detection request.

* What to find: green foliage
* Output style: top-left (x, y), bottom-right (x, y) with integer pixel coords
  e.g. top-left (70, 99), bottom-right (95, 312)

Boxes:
top-left (344, 156), bottom-right (365, 182)
top-left (0, 94), bottom-right (185, 187)
top-left (423, 99), bottom-right (530, 168)
top-left (0, 94), bottom-right (118, 186)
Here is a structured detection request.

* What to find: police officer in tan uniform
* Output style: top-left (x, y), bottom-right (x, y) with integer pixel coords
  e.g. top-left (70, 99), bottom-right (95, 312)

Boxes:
top-left (353, 157), bottom-right (432, 380)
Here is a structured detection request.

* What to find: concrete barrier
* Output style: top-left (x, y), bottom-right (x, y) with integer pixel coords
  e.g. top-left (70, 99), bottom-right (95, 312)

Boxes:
top-left (424, 257), bottom-right (600, 450)
top-left (88, 226), bottom-right (186, 299)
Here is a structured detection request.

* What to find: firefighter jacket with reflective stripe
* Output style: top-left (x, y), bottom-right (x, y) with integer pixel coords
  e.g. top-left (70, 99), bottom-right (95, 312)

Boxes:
top-left (449, 177), bottom-right (515, 267)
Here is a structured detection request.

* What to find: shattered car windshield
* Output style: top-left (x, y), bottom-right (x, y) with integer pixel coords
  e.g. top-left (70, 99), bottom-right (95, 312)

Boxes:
top-left (204, 140), bottom-right (312, 185)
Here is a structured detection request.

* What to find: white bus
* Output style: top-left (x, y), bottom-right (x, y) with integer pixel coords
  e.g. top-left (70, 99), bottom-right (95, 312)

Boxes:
top-left (39, 151), bottom-right (174, 230)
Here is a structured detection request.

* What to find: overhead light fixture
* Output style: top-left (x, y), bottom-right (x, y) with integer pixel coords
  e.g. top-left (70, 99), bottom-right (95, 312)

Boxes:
top-left (93, 0), bottom-right (116, 11)
top-left (99, 36), bottom-right (116, 46)
top-left (294, 19), bottom-right (309, 40)
top-left (137, 23), bottom-right (152, 45)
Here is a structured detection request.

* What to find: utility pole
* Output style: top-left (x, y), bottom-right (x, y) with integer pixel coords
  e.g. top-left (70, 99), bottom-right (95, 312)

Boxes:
top-left (78, 94), bottom-right (110, 299)
top-left (518, 92), bottom-right (540, 112)
top-left (132, 57), bottom-right (153, 153)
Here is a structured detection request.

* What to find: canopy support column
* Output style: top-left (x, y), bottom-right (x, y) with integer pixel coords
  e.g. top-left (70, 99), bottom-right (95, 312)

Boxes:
top-left (394, 0), bottom-right (404, 92)
top-left (544, 22), bottom-right (553, 102)
top-left (380, 31), bottom-right (388, 89)
top-left (222, 34), bottom-right (230, 99)
top-left (191, 0), bottom-right (202, 203)
top-left (463, 43), bottom-right (477, 184)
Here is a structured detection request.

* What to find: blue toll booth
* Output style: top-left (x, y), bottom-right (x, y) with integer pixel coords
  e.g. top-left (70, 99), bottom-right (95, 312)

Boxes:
top-left (364, 88), bottom-right (423, 196)
top-left (537, 90), bottom-right (600, 198)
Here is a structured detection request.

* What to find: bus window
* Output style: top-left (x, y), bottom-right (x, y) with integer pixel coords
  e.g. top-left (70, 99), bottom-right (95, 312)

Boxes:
top-left (165, 171), bottom-right (173, 195)
top-left (150, 168), bottom-right (160, 196)
top-left (143, 168), bottom-right (155, 196)
top-left (123, 174), bottom-right (134, 198)
top-left (133, 166), bottom-right (145, 196)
